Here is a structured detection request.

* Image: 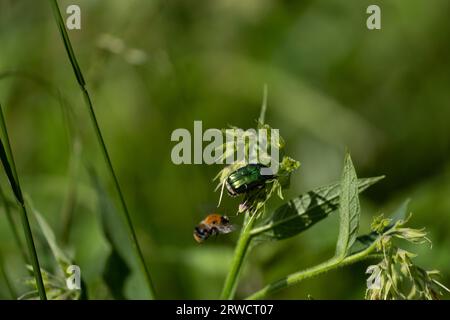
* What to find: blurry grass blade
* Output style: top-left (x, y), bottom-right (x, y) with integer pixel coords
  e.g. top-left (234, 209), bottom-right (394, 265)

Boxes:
top-left (0, 103), bottom-right (47, 300)
top-left (90, 171), bottom-right (138, 299)
top-left (335, 153), bottom-right (360, 259)
top-left (0, 104), bottom-right (19, 185)
top-left (0, 184), bottom-right (29, 263)
top-left (26, 200), bottom-right (85, 300)
top-left (0, 139), bottom-right (22, 202)
top-left (251, 176), bottom-right (383, 241)
top-left (103, 248), bottom-right (131, 300)
top-left (49, 1), bottom-right (85, 86)
top-left (0, 256), bottom-right (16, 298)
top-left (27, 197), bottom-right (71, 269)
top-left (49, 0), bottom-right (155, 298)
top-left (57, 91), bottom-right (81, 244)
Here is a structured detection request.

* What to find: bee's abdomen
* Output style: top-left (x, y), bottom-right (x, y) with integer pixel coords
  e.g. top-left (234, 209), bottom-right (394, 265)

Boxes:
top-left (193, 225), bottom-right (210, 243)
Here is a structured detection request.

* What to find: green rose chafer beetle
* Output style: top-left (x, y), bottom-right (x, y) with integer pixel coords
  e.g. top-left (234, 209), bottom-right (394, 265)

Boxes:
top-left (225, 163), bottom-right (275, 196)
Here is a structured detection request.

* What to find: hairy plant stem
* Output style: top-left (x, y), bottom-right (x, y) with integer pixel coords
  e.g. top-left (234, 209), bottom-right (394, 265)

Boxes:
top-left (0, 105), bottom-right (47, 300)
top-left (49, 0), bottom-right (156, 299)
top-left (220, 86), bottom-right (270, 299)
top-left (221, 214), bottom-right (257, 299)
top-left (246, 240), bottom-right (380, 300)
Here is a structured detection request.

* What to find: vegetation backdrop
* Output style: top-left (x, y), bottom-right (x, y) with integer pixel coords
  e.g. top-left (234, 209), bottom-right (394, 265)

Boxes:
top-left (0, 0), bottom-right (449, 299)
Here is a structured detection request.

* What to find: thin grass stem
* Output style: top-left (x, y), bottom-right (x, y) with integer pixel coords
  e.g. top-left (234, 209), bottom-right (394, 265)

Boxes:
top-left (49, 0), bottom-right (156, 298)
top-left (0, 104), bottom-right (47, 300)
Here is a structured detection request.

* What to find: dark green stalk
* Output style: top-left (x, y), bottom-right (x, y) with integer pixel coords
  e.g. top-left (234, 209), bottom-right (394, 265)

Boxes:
top-left (0, 104), bottom-right (47, 300)
top-left (49, 0), bottom-right (156, 298)
top-left (221, 93), bottom-right (270, 299)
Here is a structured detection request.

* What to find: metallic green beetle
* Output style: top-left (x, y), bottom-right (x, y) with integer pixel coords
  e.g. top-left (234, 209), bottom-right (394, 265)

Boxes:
top-left (225, 164), bottom-right (274, 196)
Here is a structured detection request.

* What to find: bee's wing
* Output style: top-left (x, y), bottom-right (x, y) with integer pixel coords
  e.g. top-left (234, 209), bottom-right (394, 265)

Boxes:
top-left (216, 224), bottom-right (235, 234)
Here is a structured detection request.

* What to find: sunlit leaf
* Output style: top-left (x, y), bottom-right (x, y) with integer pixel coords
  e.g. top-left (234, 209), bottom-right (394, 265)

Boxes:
top-left (251, 176), bottom-right (384, 242)
top-left (335, 154), bottom-right (360, 259)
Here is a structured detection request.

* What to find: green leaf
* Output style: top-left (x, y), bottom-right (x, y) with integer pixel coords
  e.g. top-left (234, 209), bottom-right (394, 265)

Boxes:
top-left (27, 199), bottom-right (71, 269)
top-left (0, 256), bottom-right (17, 299)
top-left (27, 198), bottom-right (88, 300)
top-left (350, 199), bottom-right (411, 254)
top-left (49, 0), bottom-right (85, 87)
top-left (90, 171), bottom-right (132, 299)
top-left (0, 139), bottom-right (22, 203)
top-left (102, 247), bottom-right (131, 300)
top-left (251, 176), bottom-right (384, 242)
top-left (335, 154), bottom-right (360, 259)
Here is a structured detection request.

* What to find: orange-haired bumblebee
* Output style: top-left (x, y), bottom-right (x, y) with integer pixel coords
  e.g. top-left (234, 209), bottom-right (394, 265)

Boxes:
top-left (193, 214), bottom-right (235, 243)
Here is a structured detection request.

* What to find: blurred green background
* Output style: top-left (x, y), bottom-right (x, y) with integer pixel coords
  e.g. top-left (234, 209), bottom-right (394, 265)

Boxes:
top-left (0, 0), bottom-right (449, 299)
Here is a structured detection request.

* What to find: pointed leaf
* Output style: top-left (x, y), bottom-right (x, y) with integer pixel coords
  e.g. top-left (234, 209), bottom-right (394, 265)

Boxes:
top-left (251, 176), bottom-right (384, 242)
top-left (335, 154), bottom-right (360, 259)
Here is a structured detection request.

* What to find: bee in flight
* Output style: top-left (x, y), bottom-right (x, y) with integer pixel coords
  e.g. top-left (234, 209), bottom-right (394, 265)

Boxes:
top-left (193, 214), bottom-right (235, 243)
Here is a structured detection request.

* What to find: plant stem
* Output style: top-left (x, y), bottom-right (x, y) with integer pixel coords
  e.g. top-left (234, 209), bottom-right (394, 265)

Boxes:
top-left (82, 87), bottom-right (156, 297)
top-left (259, 84), bottom-right (268, 125)
top-left (49, 0), bottom-right (156, 299)
top-left (0, 105), bottom-right (47, 300)
top-left (246, 241), bottom-right (380, 300)
top-left (221, 214), bottom-right (257, 299)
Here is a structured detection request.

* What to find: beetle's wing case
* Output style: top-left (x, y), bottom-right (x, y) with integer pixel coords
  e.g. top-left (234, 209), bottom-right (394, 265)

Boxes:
top-left (226, 164), bottom-right (274, 195)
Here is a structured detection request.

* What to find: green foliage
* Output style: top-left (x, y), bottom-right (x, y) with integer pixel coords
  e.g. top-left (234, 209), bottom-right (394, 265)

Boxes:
top-left (48, 0), bottom-right (156, 299)
top-left (335, 154), bottom-right (360, 260)
top-left (30, 201), bottom-right (71, 269)
top-left (252, 177), bottom-right (382, 242)
top-left (21, 199), bottom-right (81, 300)
top-left (222, 119), bottom-right (448, 300)
top-left (1, 0), bottom-right (449, 301)
top-left (350, 199), bottom-right (410, 254)
top-left (0, 104), bottom-right (47, 300)
top-left (364, 213), bottom-right (450, 300)
top-left (90, 172), bottom-right (134, 300)
top-left (214, 104), bottom-right (449, 300)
